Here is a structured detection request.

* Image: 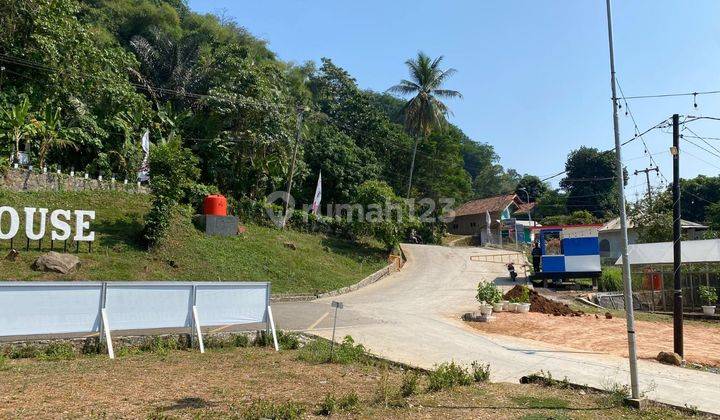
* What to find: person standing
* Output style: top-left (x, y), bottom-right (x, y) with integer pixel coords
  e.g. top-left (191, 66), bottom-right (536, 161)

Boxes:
top-left (531, 241), bottom-right (542, 273)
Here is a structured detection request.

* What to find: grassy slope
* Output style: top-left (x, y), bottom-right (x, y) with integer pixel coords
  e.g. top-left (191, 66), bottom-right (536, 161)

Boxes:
top-left (0, 189), bottom-right (387, 294)
top-left (0, 345), bottom-right (693, 419)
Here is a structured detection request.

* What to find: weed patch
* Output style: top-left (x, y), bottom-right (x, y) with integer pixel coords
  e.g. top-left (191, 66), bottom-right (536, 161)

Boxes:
top-left (603, 381), bottom-right (630, 407)
top-left (242, 400), bottom-right (305, 420)
top-left (39, 343), bottom-right (76, 361)
top-left (373, 371), bottom-right (407, 408)
top-left (139, 337), bottom-right (182, 355)
top-left (315, 392), bottom-right (361, 416)
top-left (521, 370), bottom-right (571, 389)
top-left (471, 361), bottom-right (490, 382)
top-left (297, 336), bottom-right (367, 364)
top-left (427, 361), bottom-right (473, 392)
top-left (400, 371), bottom-right (419, 397)
top-left (8, 345), bottom-right (41, 359)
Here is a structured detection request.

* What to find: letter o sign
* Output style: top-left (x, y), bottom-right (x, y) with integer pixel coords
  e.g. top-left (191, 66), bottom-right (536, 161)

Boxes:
top-left (0, 206), bottom-right (20, 240)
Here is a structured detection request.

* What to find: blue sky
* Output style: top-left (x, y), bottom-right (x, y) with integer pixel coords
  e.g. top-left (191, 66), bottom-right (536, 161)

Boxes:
top-left (189, 0), bottom-right (720, 196)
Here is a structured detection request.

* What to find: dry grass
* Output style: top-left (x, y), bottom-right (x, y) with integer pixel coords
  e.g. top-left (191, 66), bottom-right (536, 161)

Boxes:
top-left (0, 345), bottom-right (700, 419)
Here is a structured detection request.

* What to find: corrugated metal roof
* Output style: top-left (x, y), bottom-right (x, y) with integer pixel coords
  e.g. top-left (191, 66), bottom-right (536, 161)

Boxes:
top-left (616, 239), bottom-right (720, 265)
top-left (600, 217), bottom-right (708, 232)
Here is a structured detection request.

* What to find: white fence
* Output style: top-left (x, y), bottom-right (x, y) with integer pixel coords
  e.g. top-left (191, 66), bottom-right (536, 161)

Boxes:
top-left (0, 281), bottom-right (278, 358)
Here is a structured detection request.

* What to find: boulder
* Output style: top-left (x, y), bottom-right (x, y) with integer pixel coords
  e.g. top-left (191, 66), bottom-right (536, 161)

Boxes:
top-left (32, 252), bottom-right (81, 274)
top-left (283, 242), bottom-right (297, 250)
top-left (656, 351), bottom-right (682, 366)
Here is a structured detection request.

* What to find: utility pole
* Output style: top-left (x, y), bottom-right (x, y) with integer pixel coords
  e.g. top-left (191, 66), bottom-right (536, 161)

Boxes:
top-left (633, 166), bottom-right (659, 203)
top-left (282, 107), bottom-right (304, 228)
top-left (671, 114), bottom-right (684, 357)
top-left (605, 0), bottom-right (640, 400)
top-left (519, 188), bottom-right (532, 222)
top-left (406, 135), bottom-right (419, 199)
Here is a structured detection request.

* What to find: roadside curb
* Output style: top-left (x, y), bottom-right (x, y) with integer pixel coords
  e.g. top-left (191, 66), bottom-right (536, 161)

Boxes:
top-left (271, 255), bottom-right (403, 302)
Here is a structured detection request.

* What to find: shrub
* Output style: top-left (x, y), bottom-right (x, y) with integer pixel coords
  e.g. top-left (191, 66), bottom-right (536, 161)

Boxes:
top-left (400, 371), bottom-right (419, 397)
top-left (699, 285), bottom-right (718, 306)
top-left (471, 361), bottom-right (490, 382)
top-left (333, 336), bottom-right (367, 364)
top-left (427, 361), bottom-right (473, 392)
top-left (476, 282), bottom-right (502, 304)
top-left (253, 330), bottom-right (274, 347)
top-left (604, 381), bottom-right (631, 407)
top-left (141, 138), bottom-right (201, 247)
top-left (297, 336), bottom-right (367, 364)
top-left (9, 345), bottom-right (41, 359)
top-left (243, 400), bottom-right (305, 420)
top-left (139, 336), bottom-right (180, 354)
top-left (0, 156), bottom-right (9, 177)
top-left (233, 334), bottom-right (250, 348)
top-left (598, 267), bottom-right (623, 292)
top-left (316, 392), bottom-right (360, 416)
top-left (204, 336), bottom-right (235, 350)
top-left (509, 286), bottom-right (530, 304)
top-left (40, 342), bottom-right (76, 361)
top-left (373, 371), bottom-right (407, 408)
top-left (0, 354), bottom-right (9, 371)
top-left (278, 332), bottom-right (300, 350)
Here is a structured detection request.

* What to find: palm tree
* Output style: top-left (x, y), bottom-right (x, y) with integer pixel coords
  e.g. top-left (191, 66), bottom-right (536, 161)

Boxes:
top-left (0, 97), bottom-right (33, 164)
top-left (33, 105), bottom-right (77, 169)
top-left (388, 52), bottom-right (462, 197)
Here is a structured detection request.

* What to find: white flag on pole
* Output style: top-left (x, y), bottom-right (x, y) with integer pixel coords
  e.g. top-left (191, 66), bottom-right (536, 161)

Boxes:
top-left (311, 171), bottom-right (322, 215)
top-left (137, 129), bottom-right (150, 182)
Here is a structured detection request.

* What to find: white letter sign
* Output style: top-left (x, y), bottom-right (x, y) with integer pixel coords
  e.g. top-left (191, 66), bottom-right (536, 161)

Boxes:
top-left (0, 206), bottom-right (20, 240)
top-left (0, 206), bottom-right (95, 243)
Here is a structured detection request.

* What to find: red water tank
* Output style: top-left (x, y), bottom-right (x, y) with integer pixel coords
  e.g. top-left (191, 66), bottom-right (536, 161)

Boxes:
top-left (203, 194), bottom-right (227, 216)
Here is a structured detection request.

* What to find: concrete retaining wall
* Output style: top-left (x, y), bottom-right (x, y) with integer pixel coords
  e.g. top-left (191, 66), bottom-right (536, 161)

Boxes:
top-left (1, 168), bottom-right (148, 193)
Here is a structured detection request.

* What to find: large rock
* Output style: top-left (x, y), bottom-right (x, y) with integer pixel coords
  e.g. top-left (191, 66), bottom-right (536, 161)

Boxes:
top-left (32, 252), bottom-right (81, 274)
top-left (656, 351), bottom-right (682, 366)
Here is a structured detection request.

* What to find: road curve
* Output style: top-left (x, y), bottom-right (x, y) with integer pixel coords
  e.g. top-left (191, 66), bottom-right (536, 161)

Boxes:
top-left (293, 244), bottom-right (720, 414)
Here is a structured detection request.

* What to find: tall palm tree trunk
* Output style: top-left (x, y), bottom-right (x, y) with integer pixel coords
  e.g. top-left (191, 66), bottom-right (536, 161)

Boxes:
top-left (406, 134), bottom-right (420, 198)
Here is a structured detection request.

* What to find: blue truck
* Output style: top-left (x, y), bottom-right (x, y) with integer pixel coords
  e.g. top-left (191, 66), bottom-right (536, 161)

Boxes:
top-left (529, 224), bottom-right (602, 289)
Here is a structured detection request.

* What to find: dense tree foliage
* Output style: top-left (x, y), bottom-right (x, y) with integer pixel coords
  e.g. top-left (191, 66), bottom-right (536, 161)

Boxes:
top-left (560, 146), bottom-right (623, 218)
top-left (0, 0), bottom-right (550, 248)
top-left (515, 175), bottom-right (547, 203)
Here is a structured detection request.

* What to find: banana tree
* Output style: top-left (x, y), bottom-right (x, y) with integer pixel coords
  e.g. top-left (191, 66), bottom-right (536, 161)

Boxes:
top-left (33, 105), bottom-right (77, 169)
top-left (0, 97), bottom-right (34, 163)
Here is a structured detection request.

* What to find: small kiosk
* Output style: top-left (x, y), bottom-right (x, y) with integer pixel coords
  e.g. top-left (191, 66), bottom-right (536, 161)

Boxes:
top-left (529, 224), bottom-right (603, 289)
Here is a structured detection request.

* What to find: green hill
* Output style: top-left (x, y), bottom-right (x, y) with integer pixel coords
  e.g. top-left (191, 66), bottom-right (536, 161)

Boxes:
top-left (0, 189), bottom-right (388, 295)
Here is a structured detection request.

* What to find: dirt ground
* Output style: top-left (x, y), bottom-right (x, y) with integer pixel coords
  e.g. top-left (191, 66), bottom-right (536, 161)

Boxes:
top-left (468, 312), bottom-right (720, 367)
top-left (0, 345), bottom-right (696, 419)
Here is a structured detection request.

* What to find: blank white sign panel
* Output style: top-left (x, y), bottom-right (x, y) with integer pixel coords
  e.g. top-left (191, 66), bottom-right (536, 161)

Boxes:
top-left (104, 284), bottom-right (193, 330)
top-left (0, 284), bottom-right (102, 335)
top-left (196, 283), bottom-right (268, 325)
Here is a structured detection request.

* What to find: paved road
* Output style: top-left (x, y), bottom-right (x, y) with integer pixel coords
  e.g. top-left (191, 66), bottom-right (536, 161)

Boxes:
top-left (274, 244), bottom-right (720, 414)
top-left (3, 244), bottom-right (717, 413)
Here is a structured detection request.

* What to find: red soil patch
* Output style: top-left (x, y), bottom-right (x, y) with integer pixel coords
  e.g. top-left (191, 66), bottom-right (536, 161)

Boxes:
top-left (468, 312), bottom-right (720, 367)
top-left (504, 285), bottom-right (583, 317)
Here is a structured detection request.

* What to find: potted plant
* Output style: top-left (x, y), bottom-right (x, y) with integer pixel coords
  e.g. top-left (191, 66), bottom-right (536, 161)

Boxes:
top-left (501, 300), bottom-right (510, 311)
top-left (476, 282), bottom-right (503, 314)
top-left (511, 286), bottom-right (531, 314)
top-left (699, 285), bottom-right (717, 316)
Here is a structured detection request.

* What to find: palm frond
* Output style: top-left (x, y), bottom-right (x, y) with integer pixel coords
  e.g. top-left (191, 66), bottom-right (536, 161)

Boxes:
top-left (432, 89), bottom-right (463, 99)
top-left (387, 79), bottom-right (421, 96)
top-left (431, 68), bottom-right (457, 88)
